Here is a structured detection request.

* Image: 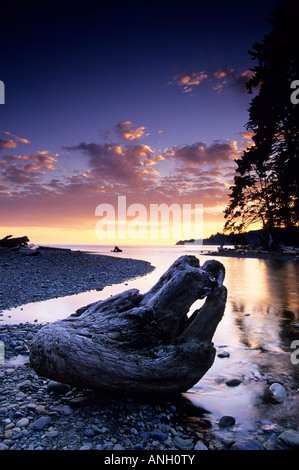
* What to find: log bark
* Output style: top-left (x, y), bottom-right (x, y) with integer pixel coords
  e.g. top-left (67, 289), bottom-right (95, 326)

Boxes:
top-left (30, 255), bottom-right (227, 395)
top-left (0, 234), bottom-right (29, 247)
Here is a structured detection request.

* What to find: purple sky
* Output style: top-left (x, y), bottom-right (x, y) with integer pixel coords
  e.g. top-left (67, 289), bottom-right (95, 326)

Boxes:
top-left (0, 0), bottom-right (278, 244)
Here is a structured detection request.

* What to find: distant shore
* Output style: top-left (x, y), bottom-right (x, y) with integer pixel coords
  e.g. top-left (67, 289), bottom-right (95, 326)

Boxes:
top-left (201, 247), bottom-right (299, 261)
top-left (0, 246), bottom-right (154, 312)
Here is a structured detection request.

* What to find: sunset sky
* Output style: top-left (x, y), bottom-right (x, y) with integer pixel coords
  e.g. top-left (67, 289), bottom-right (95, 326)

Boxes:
top-left (0, 0), bottom-right (278, 245)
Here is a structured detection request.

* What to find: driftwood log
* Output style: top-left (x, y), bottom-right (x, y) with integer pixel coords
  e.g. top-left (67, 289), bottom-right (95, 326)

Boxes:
top-left (30, 255), bottom-right (227, 395)
top-left (0, 234), bottom-right (29, 248)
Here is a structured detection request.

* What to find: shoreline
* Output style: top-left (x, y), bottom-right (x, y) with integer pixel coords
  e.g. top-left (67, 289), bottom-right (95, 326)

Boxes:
top-left (0, 246), bottom-right (155, 312)
top-left (201, 247), bottom-right (299, 261)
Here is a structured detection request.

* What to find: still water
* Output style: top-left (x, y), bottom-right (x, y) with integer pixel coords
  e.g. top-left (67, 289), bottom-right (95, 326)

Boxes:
top-left (2, 244), bottom-right (299, 434)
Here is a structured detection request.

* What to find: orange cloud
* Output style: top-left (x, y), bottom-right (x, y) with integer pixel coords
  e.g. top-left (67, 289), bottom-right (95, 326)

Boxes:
top-left (0, 132), bottom-right (30, 150)
top-left (0, 139), bottom-right (17, 150)
top-left (172, 67), bottom-right (254, 94)
top-left (115, 120), bottom-right (148, 140)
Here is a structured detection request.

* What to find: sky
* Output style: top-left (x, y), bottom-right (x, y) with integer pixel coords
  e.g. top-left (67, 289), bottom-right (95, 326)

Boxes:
top-left (0, 0), bottom-right (279, 245)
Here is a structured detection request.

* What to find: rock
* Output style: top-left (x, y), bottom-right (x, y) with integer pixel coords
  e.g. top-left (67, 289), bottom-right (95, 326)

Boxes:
top-left (218, 416), bottom-right (236, 428)
top-left (68, 396), bottom-right (90, 407)
top-left (231, 439), bottom-right (265, 450)
top-left (16, 417), bottom-right (29, 427)
top-left (269, 383), bottom-right (287, 403)
top-left (173, 436), bottom-right (194, 450)
top-left (50, 405), bottom-right (73, 416)
top-left (278, 430), bottom-right (299, 448)
top-left (225, 378), bottom-right (242, 387)
top-left (0, 444), bottom-right (9, 450)
top-left (47, 381), bottom-right (71, 395)
top-left (31, 416), bottom-right (51, 430)
top-left (149, 430), bottom-right (168, 442)
top-left (18, 380), bottom-right (33, 391)
top-left (84, 428), bottom-right (95, 438)
top-left (114, 444), bottom-right (125, 450)
top-left (222, 438), bottom-right (235, 447)
top-left (194, 441), bottom-right (208, 450)
top-left (261, 423), bottom-right (285, 434)
top-left (217, 350), bottom-right (230, 358)
top-left (45, 430), bottom-right (59, 438)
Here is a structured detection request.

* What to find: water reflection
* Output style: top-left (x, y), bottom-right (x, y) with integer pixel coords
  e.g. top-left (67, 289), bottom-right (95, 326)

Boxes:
top-left (222, 257), bottom-right (299, 352)
top-left (184, 254), bottom-right (299, 432)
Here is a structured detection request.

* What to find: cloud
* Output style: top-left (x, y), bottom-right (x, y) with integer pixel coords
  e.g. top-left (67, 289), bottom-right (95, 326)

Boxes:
top-left (173, 71), bottom-right (208, 93)
top-left (163, 139), bottom-right (238, 166)
top-left (238, 130), bottom-right (255, 150)
top-left (172, 67), bottom-right (254, 95)
top-left (0, 139), bottom-right (17, 151)
top-left (63, 141), bottom-right (160, 187)
top-left (115, 120), bottom-right (148, 141)
top-left (0, 132), bottom-right (30, 151)
top-left (0, 152), bottom-right (58, 184)
top-left (0, 128), bottom-right (240, 234)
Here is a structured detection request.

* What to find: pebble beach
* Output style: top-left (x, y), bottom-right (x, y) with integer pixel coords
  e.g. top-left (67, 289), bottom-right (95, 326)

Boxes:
top-left (1, 247), bottom-right (299, 452)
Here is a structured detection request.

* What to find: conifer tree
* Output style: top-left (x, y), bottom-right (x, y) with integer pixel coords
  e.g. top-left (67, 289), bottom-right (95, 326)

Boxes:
top-left (224, 0), bottom-right (299, 234)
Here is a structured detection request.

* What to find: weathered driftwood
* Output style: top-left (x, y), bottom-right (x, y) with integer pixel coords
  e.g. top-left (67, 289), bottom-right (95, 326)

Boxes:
top-left (0, 234), bottom-right (29, 248)
top-left (29, 255), bottom-right (227, 395)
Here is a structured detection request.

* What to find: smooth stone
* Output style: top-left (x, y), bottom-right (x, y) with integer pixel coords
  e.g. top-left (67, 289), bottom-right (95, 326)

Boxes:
top-left (45, 430), bottom-right (59, 438)
top-left (218, 415), bottom-right (236, 428)
top-left (279, 430), bottom-right (299, 448)
top-left (225, 378), bottom-right (242, 387)
top-left (269, 383), bottom-right (287, 402)
top-left (31, 416), bottom-right (51, 430)
top-left (173, 436), bottom-right (194, 450)
top-left (217, 350), bottom-right (230, 358)
top-left (194, 441), bottom-right (208, 450)
top-left (47, 381), bottom-right (71, 395)
top-left (16, 417), bottom-right (29, 427)
top-left (68, 396), bottom-right (90, 407)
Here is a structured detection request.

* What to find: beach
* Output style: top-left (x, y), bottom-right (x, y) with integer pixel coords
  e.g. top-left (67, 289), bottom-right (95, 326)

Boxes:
top-left (0, 247), bottom-right (154, 312)
top-left (1, 246), bottom-right (299, 451)
top-left (0, 247), bottom-right (210, 451)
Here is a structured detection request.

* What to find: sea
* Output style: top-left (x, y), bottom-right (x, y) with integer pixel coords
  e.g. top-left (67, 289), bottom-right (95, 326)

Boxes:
top-left (2, 243), bottom-right (299, 434)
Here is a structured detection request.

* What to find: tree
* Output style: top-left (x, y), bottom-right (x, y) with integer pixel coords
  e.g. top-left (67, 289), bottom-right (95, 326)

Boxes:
top-left (224, 0), bottom-right (299, 235)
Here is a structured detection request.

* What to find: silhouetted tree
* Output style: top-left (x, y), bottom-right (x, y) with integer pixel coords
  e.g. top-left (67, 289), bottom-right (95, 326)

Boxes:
top-left (224, 0), bottom-right (299, 234)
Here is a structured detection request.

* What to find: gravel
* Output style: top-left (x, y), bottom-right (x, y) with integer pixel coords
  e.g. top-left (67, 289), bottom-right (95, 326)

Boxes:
top-left (1, 322), bottom-right (299, 451)
top-left (0, 247), bottom-right (154, 311)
